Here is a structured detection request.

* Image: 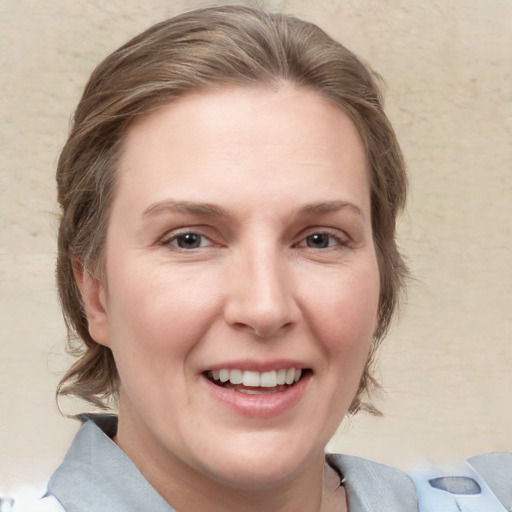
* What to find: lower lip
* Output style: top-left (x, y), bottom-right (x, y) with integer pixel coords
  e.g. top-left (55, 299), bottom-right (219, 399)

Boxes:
top-left (202, 373), bottom-right (311, 418)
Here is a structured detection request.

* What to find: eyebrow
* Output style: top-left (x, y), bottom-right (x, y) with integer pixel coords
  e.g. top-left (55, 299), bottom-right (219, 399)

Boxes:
top-left (299, 200), bottom-right (365, 220)
top-left (142, 199), bottom-right (365, 220)
top-left (143, 200), bottom-right (230, 219)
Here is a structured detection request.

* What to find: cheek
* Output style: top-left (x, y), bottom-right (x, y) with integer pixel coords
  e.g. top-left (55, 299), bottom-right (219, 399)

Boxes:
top-left (103, 265), bottom-right (220, 368)
top-left (319, 269), bottom-right (380, 416)
top-left (300, 260), bottom-right (380, 363)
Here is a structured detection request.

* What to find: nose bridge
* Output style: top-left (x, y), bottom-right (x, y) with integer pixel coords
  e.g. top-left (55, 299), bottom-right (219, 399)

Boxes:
top-left (224, 241), bottom-right (296, 337)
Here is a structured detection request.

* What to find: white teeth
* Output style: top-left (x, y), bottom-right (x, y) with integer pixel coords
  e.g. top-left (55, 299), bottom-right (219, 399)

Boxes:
top-left (209, 368), bottom-right (303, 388)
top-left (260, 370), bottom-right (277, 387)
top-left (230, 369), bottom-right (243, 385)
top-left (242, 371), bottom-right (260, 387)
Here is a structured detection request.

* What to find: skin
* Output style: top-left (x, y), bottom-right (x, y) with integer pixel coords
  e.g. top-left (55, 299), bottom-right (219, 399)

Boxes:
top-left (77, 84), bottom-right (380, 512)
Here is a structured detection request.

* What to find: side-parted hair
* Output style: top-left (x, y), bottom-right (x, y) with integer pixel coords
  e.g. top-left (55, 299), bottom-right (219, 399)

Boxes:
top-left (56, 4), bottom-right (407, 414)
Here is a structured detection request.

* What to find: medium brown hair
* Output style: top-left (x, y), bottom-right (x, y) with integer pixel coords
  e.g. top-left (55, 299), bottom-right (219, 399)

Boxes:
top-left (56, 4), bottom-right (407, 414)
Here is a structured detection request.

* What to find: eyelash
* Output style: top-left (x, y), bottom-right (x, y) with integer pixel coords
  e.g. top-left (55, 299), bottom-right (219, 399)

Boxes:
top-left (160, 229), bottom-right (350, 252)
top-left (160, 230), bottom-right (215, 250)
top-left (295, 232), bottom-right (350, 250)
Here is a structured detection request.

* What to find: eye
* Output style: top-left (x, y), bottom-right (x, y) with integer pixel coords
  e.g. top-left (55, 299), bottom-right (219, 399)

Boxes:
top-left (305, 233), bottom-right (331, 248)
top-left (300, 233), bottom-right (342, 249)
top-left (168, 232), bottom-right (211, 250)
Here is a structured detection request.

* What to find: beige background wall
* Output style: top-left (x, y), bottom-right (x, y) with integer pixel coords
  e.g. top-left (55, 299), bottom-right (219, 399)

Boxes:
top-left (1, 0), bottom-right (511, 494)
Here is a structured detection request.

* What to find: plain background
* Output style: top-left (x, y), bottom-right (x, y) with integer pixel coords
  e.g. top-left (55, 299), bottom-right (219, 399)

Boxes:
top-left (1, 0), bottom-right (511, 494)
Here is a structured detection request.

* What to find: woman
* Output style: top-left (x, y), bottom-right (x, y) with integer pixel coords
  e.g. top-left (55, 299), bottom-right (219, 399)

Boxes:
top-left (36, 5), bottom-right (509, 512)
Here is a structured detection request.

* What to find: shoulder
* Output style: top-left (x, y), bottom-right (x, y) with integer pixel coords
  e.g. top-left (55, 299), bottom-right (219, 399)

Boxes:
top-left (410, 451), bottom-right (512, 512)
top-left (328, 451), bottom-right (512, 512)
top-left (327, 453), bottom-right (419, 512)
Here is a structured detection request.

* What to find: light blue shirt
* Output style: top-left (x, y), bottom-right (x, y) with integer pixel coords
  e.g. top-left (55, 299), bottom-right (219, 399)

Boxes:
top-left (36, 415), bottom-right (510, 512)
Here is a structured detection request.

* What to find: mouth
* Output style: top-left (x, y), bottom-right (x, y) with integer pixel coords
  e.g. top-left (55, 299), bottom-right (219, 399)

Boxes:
top-left (204, 368), bottom-right (310, 395)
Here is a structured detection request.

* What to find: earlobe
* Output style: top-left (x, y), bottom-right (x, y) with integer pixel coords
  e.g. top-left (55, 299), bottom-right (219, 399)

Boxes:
top-left (73, 260), bottom-right (111, 347)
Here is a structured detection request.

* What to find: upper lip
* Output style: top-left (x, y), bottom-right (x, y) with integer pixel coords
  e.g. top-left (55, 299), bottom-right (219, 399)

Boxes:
top-left (201, 359), bottom-right (311, 373)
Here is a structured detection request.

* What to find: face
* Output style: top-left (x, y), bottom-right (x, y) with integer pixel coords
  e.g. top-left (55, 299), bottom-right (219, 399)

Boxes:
top-left (82, 85), bottom-right (380, 492)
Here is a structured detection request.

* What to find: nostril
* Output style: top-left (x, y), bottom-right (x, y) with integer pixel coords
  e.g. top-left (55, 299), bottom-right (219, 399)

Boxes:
top-left (228, 319), bottom-right (294, 339)
top-left (223, 265), bottom-right (297, 338)
top-left (253, 323), bottom-right (286, 338)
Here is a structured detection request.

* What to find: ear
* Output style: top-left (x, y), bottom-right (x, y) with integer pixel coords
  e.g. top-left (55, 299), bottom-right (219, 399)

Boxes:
top-left (73, 260), bottom-right (111, 347)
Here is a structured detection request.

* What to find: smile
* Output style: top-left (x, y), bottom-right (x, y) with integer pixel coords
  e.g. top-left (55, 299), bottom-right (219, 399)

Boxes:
top-left (206, 368), bottom-right (306, 394)
top-left (202, 366), bottom-right (312, 417)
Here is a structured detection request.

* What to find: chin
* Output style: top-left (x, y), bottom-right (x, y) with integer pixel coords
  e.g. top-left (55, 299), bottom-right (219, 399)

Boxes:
top-left (207, 461), bottom-right (304, 491)
top-left (197, 432), bottom-right (324, 491)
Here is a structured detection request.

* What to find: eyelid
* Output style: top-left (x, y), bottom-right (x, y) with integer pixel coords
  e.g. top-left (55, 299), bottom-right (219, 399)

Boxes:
top-left (159, 227), bottom-right (216, 249)
top-left (294, 228), bottom-right (351, 248)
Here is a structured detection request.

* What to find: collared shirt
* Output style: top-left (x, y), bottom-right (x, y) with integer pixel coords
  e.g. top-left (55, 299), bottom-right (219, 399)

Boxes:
top-left (35, 415), bottom-right (510, 512)
top-left (43, 415), bottom-right (418, 511)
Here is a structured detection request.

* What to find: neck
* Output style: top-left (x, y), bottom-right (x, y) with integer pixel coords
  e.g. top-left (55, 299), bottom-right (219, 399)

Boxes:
top-left (115, 409), bottom-right (346, 512)
top-left (139, 457), bottom-right (344, 512)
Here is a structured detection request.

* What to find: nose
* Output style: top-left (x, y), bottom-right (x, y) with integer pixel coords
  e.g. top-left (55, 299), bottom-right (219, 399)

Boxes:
top-left (223, 249), bottom-right (298, 338)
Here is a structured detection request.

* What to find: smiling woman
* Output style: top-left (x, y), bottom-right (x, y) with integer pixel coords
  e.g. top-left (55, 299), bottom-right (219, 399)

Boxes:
top-left (31, 4), bottom-right (508, 512)
top-left (80, 87), bottom-right (380, 504)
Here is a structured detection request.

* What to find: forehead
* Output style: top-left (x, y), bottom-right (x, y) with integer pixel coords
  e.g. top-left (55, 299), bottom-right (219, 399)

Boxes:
top-left (115, 84), bottom-right (369, 216)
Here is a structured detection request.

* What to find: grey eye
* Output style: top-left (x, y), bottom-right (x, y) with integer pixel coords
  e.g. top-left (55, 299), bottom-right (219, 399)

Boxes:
top-left (306, 234), bottom-right (330, 248)
top-left (175, 233), bottom-right (202, 249)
